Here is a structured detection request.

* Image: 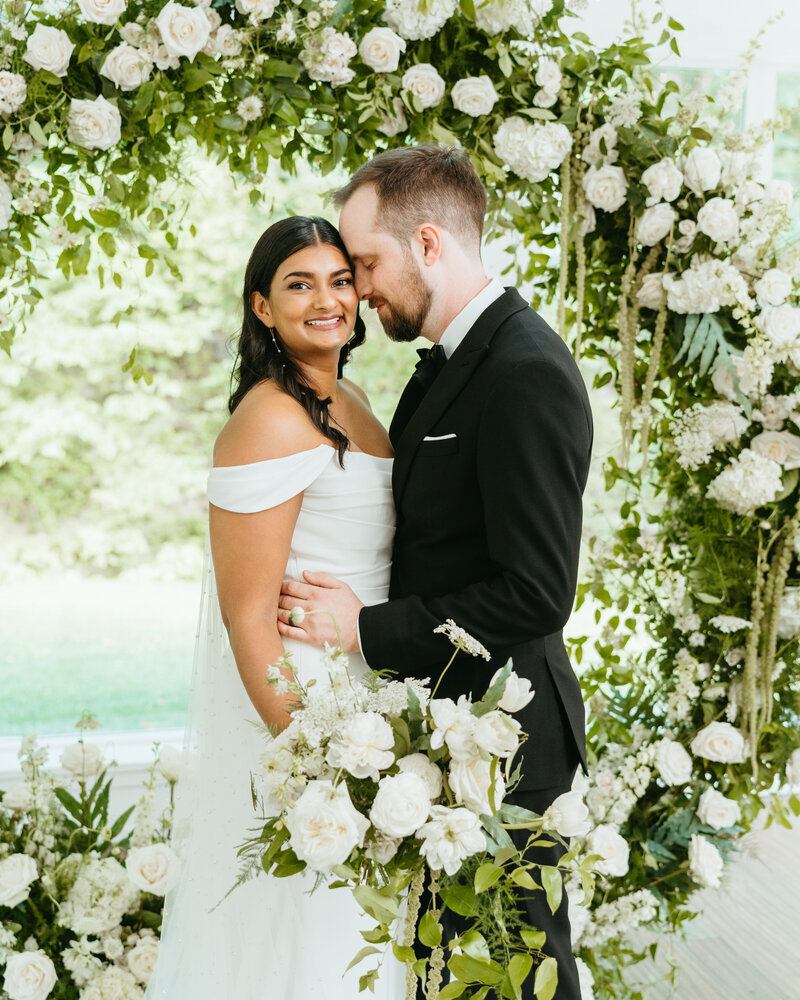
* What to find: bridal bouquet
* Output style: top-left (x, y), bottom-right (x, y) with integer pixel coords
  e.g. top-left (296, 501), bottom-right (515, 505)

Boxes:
top-left (240, 623), bottom-right (596, 1000)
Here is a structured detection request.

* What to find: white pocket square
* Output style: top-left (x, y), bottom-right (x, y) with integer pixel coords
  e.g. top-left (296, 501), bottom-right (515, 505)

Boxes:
top-left (422, 433), bottom-right (457, 441)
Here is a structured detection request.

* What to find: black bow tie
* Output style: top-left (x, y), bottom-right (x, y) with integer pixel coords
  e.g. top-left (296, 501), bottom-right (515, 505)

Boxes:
top-left (413, 344), bottom-right (447, 387)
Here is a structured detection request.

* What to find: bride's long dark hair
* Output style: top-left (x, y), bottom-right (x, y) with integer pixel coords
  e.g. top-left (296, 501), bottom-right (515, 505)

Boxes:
top-left (228, 216), bottom-right (366, 463)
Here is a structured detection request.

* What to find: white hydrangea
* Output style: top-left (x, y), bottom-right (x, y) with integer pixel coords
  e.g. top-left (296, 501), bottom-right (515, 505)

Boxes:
top-left (383, 0), bottom-right (457, 40)
top-left (706, 448), bottom-right (782, 515)
top-left (494, 117), bottom-right (572, 184)
top-left (61, 936), bottom-right (103, 988)
top-left (663, 256), bottom-right (751, 315)
top-left (57, 854), bottom-right (141, 936)
top-left (473, 0), bottom-right (548, 37)
top-left (80, 965), bottom-right (144, 1000)
top-left (671, 401), bottom-right (749, 471)
top-left (579, 889), bottom-right (658, 947)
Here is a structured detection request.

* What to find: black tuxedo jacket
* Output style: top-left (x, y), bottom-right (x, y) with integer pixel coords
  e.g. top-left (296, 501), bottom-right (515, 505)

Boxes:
top-left (359, 288), bottom-right (593, 791)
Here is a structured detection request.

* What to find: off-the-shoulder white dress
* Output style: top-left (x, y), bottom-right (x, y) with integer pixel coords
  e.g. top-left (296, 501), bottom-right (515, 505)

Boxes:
top-left (145, 444), bottom-right (401, 1000)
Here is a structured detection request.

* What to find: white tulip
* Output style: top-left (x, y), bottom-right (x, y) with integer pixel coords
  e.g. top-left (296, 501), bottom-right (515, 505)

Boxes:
top-left (542, 790), bottom-right (591, 837)
top-left (688, 833), bottom-right (724, 888)
top-left (587, 824), bottom-right (630, 877)
top-left (490, 667), bottom-right (535, 712)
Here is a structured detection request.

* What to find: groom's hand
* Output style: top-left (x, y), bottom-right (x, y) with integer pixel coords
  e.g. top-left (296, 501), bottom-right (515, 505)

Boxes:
top-left (278, 572), bottom-right (363, 654)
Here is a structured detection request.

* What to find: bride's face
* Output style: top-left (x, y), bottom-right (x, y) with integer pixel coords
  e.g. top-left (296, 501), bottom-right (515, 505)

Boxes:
top-left (253, 243), bottom-right (358, 361)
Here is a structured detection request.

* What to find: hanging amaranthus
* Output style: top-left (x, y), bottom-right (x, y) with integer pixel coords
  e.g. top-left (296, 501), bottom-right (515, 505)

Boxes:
top-left (424, 870), bottom-right (445, 1000)
top-left (757, 517), bottom-right (799, 734)
top-left (638, 236), bottom-right (674, 475)
top-left (557, 155), bottom-right (572, 342)
top-left (742, 538), bottom-right (767, 766)
top-left (403, 867), bottom-right (426, 1000)
top-left (617, 251), bottom-right (639, 460)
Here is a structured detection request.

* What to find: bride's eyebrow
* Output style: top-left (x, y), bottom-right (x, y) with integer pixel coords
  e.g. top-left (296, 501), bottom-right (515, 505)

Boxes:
top-left (283, 268), bottom-right (353, 281)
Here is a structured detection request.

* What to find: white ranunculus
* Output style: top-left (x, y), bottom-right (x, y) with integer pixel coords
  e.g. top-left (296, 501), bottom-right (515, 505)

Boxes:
top-left (757, 303), bottom-right (800, 350)
top-left (326, 711), bottom-right (395, 781)
top-left (683, 146), bottom-right (721, 194)
top-left (78, 0), bottom-right (127, 25)
top-left (2, 783), bottom-right (34, 812)
top-left (637, 272), bottom-right (665, 310)
top-left (635, 203), bottom-right (676, 246)
top-left (697, 197), bottom-right (739, 244)
top-left (396, 752), bottom-right (443, 799)
top-left (473, 710), bottom-right (521, 758)
top-left (285, 780), bottom-right (369, 873)
top-left (750, 430), bottom-right (800, 470)
top-left (369, 772), bottom-right (431, 837)
top-left (542, 790), bottom-right (590, 837)
top-left (401, 63), bottom-right (445, 109)
top-left (697, 788), bottom-right (740, 830)
top-left (125, 936), bottom-right (159, 984)
top-left (690, 722), bottom-right (746, 763)
top-left (641, 156), bottom-right (682, 204)
top-left (416, 805), bottom-right (485, 876)
top-left (0, 73), bottom-right (27, 116)
top-left (654, 738), bottom-right (693, 785)
top-left (60, 741), bottom-right (104, 780)
top-left (754, 268), bottom-right (793, 308)
top-left (0, 853), bottom-right (38, 907)
top-left (586, 824), bottom-right (630, 877)
top-left (378, 96), bottom-right (407, 137)
top-left (3, 950), bottom-right (56, 1000)
top-left (156, 1), bottom-right (211, 61)
top-left (786, 747), bottom-right (800, 786)
top-left (707, 449), bottom-right (782, 515)
top-left (688, 833), bottom-right (724, 888)
top-left (125, 843), bottom-right (180, 896)
top-left (358, 27), bottom-right (405, 72)
top-left (100, 44), bottom-right (152, 91)
top-left (583, 164), bottom-right (628, 213)
top-left (451, 75), bottom-right (499, 117)
top-left (23, 24), bottom-right (75, 77)
top-left (449, 756), bottom-right (505, 815)
top-left (429, 697), bottom-right (478, 761)
top-left (535, 57), bottom-right (561, 93)
top-left (156, 746), bottom-right (184, 782)
top-left (490, 667), bottom-right (535, 712)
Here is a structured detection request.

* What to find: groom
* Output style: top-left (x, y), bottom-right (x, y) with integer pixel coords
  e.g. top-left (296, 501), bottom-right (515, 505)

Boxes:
top-left (278, 145), bottom-right (592, 999)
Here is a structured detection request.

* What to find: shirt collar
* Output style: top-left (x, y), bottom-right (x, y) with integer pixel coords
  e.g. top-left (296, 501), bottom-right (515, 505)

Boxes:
top-left (438, 279), bottom-right (505, 359)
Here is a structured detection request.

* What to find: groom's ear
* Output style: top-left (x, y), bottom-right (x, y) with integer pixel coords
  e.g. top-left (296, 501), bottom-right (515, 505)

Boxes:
top-left (416, 223), bottom-right (443, 268)
top-left (250, 291), bottom-right (273, 327)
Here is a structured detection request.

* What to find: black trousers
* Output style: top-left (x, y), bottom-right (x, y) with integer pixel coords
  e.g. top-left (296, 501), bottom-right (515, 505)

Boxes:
top-left (416, 779), bottom-right (582, 1000)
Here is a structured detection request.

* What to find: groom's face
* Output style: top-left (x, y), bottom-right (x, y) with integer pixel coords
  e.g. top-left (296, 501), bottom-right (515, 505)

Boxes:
top-left (339, 185), bottom-right (432, 343)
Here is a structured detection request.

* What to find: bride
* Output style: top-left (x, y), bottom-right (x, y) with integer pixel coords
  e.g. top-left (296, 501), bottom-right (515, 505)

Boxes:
top-left (145, 216), bottom-right (401, 999)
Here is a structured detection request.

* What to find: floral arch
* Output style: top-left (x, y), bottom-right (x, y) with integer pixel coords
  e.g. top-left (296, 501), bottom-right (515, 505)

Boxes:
top-left (2, 0), bottom-right (800, 997)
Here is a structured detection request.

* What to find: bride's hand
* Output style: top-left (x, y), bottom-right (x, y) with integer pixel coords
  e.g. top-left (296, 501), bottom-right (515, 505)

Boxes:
top-left (278, 572), bottom-right (363, 653)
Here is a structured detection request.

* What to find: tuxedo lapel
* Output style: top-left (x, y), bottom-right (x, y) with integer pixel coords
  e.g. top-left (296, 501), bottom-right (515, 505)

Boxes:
top-left (392, 287), bottom-right (528, 502)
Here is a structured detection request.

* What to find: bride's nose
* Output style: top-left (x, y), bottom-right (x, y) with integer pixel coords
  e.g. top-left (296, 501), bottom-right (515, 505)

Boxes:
top-left (311, 283), bottom-right (337, 310)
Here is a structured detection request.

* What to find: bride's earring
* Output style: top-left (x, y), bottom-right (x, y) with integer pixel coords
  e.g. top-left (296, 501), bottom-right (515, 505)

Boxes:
top-left (269, 327), bottom-right (285, 367)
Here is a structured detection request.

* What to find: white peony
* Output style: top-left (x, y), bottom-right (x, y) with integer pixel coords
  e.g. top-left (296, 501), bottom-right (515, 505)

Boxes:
top-left (3, 950), bottom-right (56, 1000)
top-left (451, 75), bottom-right (499, 117)
top-left (688, 833), bottom-right (724, 888)
top-left (100, 44), bottom-right (152, 91)
top-left (358, 27), bottom-right (405, 72)
top-left (494, 117), bottom-right (572, 184)
top-left (2, 783), bottom-right (34, 812)
top-left (654, 738), bottom-right (692, 785)
top-left (683, 146), bottom-right (721, 194)
top-left (490, 666), bottom-right (535, 712)
top-left (697, 788), bottom-right (740, 830)
top-left (697, 197), bottom-right (739, 244)
top-left (125, 936), bottom-right (159, 984)
top-left (156, 2), bottom-right (211, 61)
top-left (541, 790), bottom-right (591, 837)
top-left (0, 854), bottom-right (38, 907)
top-left (473, 710), bottom-right (521, 758)
top-left (757, 303), bottom-right (800, 350)
top-left (587, 824), bottom-right (630, 877)
top-left (637, 272), bottom-right (665, 310)
top-left (125, 844), bottom-right (180, 896)
top-left (706, 449), bottom-right (782, 516)
top-left (60, 741), bottom-right (104, 780)
top-left (235, 0), bottom-right (278, 21)
top-left (641, 156), bottom-right (682, 205)
top-left (369, 772), bottom-right (431, 837)
top-left (690, 721), bottom-right (746, 763)
top-left (401, 63), bottom-right (446, 109)
top-left (635, 203), bottom-right (676, 246)
top-left (156, 746), bottom-right (184, 782)
top-left (23, 24), bottom-right (75, 77)
top-left (786, 747), bottom-right (800, 786)
top-left (396, 752), bottom-right (443, 799)
top-left (750, 430), bottom-right (800, 470)
top-left (326, 711), bottom-right (395, 781)
top-left (0, 73), bottom-right (27, 116)
top-left (285, 780), bottom-right (369, 873)
top-left (776, 587), bottom-right (800, 639)
top-left (77, 0), bottom-right (127, 25)
top-left (416, 805), bottom-right (485, 875)
top-left (429, 697), bottom-right (478, 761)
top-left (384, 0), bottom-right (457, 40)
top-left (583, 164), bottom-right (628, 213)
top-left (449, 756), bottom-right (505, 815)
top-left (754, 268), bottom-right (793, 308)
top-left (58, 854), bottom-right (140, 935)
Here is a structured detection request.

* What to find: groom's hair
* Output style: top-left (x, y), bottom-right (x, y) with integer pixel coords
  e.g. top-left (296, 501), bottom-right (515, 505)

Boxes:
top-left (333, 145), bottom-right (487, 252)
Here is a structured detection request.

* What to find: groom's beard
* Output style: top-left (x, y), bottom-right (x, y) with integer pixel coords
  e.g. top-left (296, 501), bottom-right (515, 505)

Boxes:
top-left (377, 261), bottom-right (433, 343)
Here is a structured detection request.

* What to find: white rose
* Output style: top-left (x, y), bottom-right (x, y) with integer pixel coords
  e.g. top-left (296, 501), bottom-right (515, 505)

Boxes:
top-left (0, 854), bottom-right (38, 907)
top-left (786, 747), bottom-right (800, 786)
top-left (696, 788), bottom-right (740, 830)
top-left (416, 805), bottom-right (485, 876)
top-left (636, 272), bottom-right (665, 310)
top-left (401, 63), bottom-right (445, 109)
top-left (23, 24), bottom-right (75, 77)
top-left (542, 790), bottom-right (590, 837)
top-left (156, 2), bottom-right (211, 61)
top-left (690, 722), bottom-right (746, 763)
top-left (235, 0), bottom-right (278, 20)
top-left (326, 711), bottom-right (395, 781)
top-left (490, 667), bottom-right (535, 712)
top-left (369, 772), bottom-right (431, 837)
top-left (358, 27), bottom-right (405, 72)
top-left (378, 96), bottom-right (408, 137)
top-left (120, 22), bottom-right (145, 45)
top-left (2, 783), bottom-right (34, 812)
top-left (754, 268), bottom-right (793, 308)
top-left (635, 203), bottom-right (676, 246)
top-left (365, 831), bottom-right (402, 865)
top-left (697, 197), bottom-right (739, 243)
top-left (286, 780), bottom-right (369, 873)
top-left (100, 44), bottom-right (152, 91)
top-left (125, 936), bottom-right (159, 984)
top-left (77, 0), bottom-right (127, 25)
top-left (396, 752), bottom-right (443, 799)
top-left (429, 697), bottom-right (478, 761)
top-left (654, 738), bottom-right (693, 785)
top-left (586, 824), bottom-right (629, 877)
top-left (641, 156), bottom-right (682, 204)
top-left (533, 86), bottom-right (558, 108)
top-left (583, 164), bottom-right (628, 213)
top-left (583, 123), bottom-right (618, 167)
top-left (535, 57), bottom-right (561, 93)
top-left (125, 843), bottom-right (180, 896)
top-left (3, 950), bottom-right (56, 1000)
top-left (59, 741), bottom-right (104, 779)
top-left (757, 303), bottom-right (800, 350)
top-left (750, 430), bottom-right (800, 470)
top-left (688, 833), bottom-right (724, 888)
top-left (473, 710), bottom-right (521, 758)
top-left (451, 75), bottom-right (499, 117)
top-left (0, 73), bottom-right (27, 116)
top-left (683, 146), bottom-right (721, 194)
top-left (156, 746), bottom-right (184, 782)
top-left (449, 756), bottom-right (505, 815)
top-left (214, 24), bottom-right (243, 56)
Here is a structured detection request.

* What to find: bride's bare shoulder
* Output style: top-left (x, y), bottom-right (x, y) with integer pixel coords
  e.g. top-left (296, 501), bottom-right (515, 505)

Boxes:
top-left (213, 382), bottom-right (326, 466)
